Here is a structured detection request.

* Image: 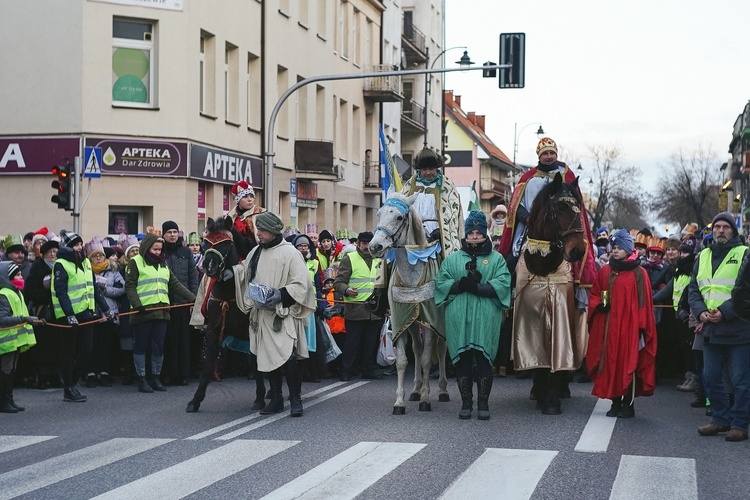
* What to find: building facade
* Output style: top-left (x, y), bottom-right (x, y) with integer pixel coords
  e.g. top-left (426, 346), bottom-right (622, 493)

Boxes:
top-left (728, 100), bottom-right (750, 235)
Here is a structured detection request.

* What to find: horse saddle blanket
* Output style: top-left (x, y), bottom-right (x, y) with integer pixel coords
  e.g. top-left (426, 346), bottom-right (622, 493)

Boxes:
top-left (392, 281), bottom-right (434, 303)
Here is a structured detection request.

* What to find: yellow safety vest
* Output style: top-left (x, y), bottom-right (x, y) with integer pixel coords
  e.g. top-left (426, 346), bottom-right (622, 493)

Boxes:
top-left (344, 252), bottom-right (380, 302)
top-left (306, 258), bottom-right (320, 284)
top-left (696, 246), bottom-right (746, 311)
top-left (51, 258), bottom-right (95, 319)
top-left (672, 274), bottom-right (690, 311)
top-left (316, 249), bottom-right (329, 270)
top-left (0, 288), bottom-right (36, 355)
top-left (132, 254), bottom-right (171, 306)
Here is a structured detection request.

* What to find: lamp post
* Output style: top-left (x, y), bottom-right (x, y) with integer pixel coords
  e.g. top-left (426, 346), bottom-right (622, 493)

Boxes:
top-left (511, 122), bottom-right (544, 187)
top-left (264, 62), bottom-right (511, 212)
top-left (423, 47), bottom-right (472, 149)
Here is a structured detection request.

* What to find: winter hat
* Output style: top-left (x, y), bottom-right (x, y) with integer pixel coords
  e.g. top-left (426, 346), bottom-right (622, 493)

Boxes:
top-left (162, 220), bottom-right (179, 234)
top-left (633, 232), bottom-right (649, 249)
top-left (231, 180), bottom-right (255, 204)
top-left (305, 223), bottom-right (319, 236)
top-left (414, 147), bottom-right (442, 170)
top-left (357, 231), bottom-right (374, 243)
top-left (187, 232), bottom-right (201, 245)
top-left (40, 239), bottom-right (59, 256)
top-left (595, 227), bottom-right (610, 245)
top-left (59, 229), bottom-right (83, 249)
top-left (536, 137), bottom-right (558, 157)
top-left (678, 236), bottom-right (697, 255)
top-left (255, 212), bottom-right (284, 235)
top-left (646, 237), bottom-right (666, 254)
top-left (293, 234), bottom-right (313, 248)
top-left (31, 233), bottom-right (48, 248)
top-left (282, 227), bottom-right (299, 239)
top-left (319, 229), bottom-right (335, 242)
top-left (465, 210), bottom-right (488, 238)
top-left (712, 212), bottom-right (738, 237)
top-left (85, 237), bottom-right (106, 259)
top-left (610, 229), bottom-right (634, 254)
top-left (3, 234), bottom-right (24, 254)
top-left (491, 205), bottom-right (508, 218)
top-left (7, 262), bottom-right (20, 280)
top-left (121, 235), bottom-right (140, 256)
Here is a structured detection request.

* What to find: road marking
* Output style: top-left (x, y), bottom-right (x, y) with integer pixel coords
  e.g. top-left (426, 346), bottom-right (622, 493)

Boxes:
top-left (575, 398), bottom-right (617, 453)
top-left (0, 437), bottom-right (172, 500)
top-left (185, 381), bottom-right (349, 440)
top-left (610, 455), bottom-right (697, 500)
top-left (259, 441), bottom-right (425, 500)
top-left (215, 381), bottom-right (369, 440)
top-left (439, 448), bottom-right (558, 500)
top-left (0, 435), bottom-right (56, 454)
top-left (91, 439), bottom-right (299, 500)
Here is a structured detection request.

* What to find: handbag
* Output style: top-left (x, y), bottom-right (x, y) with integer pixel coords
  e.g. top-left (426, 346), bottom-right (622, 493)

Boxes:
top-left (377, 317), bottom-right (396, 366)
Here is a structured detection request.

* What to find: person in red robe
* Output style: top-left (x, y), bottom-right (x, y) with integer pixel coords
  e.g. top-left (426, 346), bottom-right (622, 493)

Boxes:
top-left (586, 229), bottom-right (657, 418)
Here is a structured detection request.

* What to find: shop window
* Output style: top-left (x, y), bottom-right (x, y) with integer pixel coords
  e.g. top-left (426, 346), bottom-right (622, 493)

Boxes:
top-left (112, 18), bottom-right (157, 108)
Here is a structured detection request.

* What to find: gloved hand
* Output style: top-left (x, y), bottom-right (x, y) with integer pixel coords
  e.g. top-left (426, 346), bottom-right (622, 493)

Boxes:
top-left (264, 288), bottom-right (282, 308)
top-left (458, 276), bottom-right (478, 294)
top-left (136, 305), bottom-right (147, 314)
top-left (24, 316), bottom-right (40, 324)
top-left (221, 268), bottom-right (234, 282)
top-left (105, 310), bottom-right (118, 322)
top-left (67, 315), bottom-right (79, 328)
top-left (468, 269), bottom-right (483, 283)
top-left (323, 306), bottom-right (336, 320)
top-left (428, 228), bottom-right (441, 243)
top-left (595, 302), bottom-right (610, 313)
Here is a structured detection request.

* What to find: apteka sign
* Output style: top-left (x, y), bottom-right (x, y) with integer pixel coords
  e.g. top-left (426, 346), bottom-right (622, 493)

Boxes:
top-left (189, 144), bottom-right (264, 188)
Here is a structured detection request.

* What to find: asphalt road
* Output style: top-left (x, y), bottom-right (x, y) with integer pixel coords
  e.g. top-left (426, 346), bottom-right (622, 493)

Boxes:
top-left (1, 370), bottom-right (747, 499)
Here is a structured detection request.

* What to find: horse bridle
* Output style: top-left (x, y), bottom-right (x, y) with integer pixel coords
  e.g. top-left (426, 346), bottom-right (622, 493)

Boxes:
top-left (202, 236), bottom-right (233, 276)
top-left (374, 198), bottom-right (410, 247)
top-left (544, 191), bottom-right (585, 254)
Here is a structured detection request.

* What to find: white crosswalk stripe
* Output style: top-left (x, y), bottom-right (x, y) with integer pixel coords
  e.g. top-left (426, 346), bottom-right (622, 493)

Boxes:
top-left (609, 455), bottom-right (698, 500)
top-left (0, 437), bottom-right (173, 500)
top-left (575, 398), bottom-right (618, 453)
top-left (439, 448), bottom-right (559, 500)
top-left (259, 441), bottom-right (426, 500)
top-left (0, 435), bottom-right (55, 455)
top-left (91, 439), bottom-right (299, 500)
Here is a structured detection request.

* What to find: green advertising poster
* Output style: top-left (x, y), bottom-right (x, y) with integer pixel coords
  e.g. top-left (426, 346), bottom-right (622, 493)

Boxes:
top-left (112, 48), bottom-right (149, 103)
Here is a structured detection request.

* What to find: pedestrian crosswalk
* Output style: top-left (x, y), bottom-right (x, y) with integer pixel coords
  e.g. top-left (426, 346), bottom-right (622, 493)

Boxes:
top-left (0, 434), bottom-right (699, 500)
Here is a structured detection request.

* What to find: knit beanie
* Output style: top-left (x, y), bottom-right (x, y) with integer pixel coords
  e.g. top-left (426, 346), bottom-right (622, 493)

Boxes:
top-left (465, 210), bottom-right (488, 238)
top-left (610, 229), bottom-right (634, 254)
top-left (319, 229), bottom-right (335, 242)
top-left (255, 212), bottom-right (284, 235)
top-left (712, 212), bottom-right (738, 237)
top-left (7, 263), bottom-right (20, 280)
top-left (162, 220), bottom-right (179, 234)
top-left (60, 229), bottom-right (83, 249)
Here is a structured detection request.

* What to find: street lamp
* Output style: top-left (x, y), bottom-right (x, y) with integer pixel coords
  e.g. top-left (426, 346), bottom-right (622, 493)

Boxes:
top-left (423, 47), bottom-right (472, 148)
top-left (264, 61), bottom-right (511, 212)
top-left (512, 122), bottom-right (544, 185)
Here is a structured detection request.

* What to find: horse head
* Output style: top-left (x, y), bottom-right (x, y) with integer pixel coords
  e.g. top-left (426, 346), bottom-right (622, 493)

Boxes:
top-left (369, 192), bottom-right (425, 258)
top-left (524, 173), bottom-right (586, 276)
top-left (201, 215), bottom-right (238, 279)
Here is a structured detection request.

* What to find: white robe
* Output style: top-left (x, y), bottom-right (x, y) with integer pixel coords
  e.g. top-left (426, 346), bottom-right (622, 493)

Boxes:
top-left (233, 239), bottom-right (315, 372)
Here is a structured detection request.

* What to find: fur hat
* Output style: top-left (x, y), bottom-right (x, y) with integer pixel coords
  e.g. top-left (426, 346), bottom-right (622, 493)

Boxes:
top-left (231, 180), bottom-right (255, 204)
top-left (536, 137), bottom-right (558, 157)
top-left (465, 210), bottom-right (488, 238)
top-left (490, 205), bottom-right (508, 218)
top-left (255, 212), bottom-right (284, 235)
top-left (59, 230), bottom-right (83, 249)
top-left (712, 212), bottom-right (738, 237)
top-left (610, 229), bottom-right (634, 254)
top-left (40, 239), bottom-right (59, 256)
top-left (357, 231), bottom-right (374, 243)
top-left (414, 147), bottom-right (442, 170)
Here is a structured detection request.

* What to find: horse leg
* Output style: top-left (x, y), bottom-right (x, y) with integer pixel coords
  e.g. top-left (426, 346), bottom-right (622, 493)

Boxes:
top-left (418, 328), bottom-right (435, 411)
top-left (393, 334), bottom-right (408, 415)
top-left (409, 324), bottom-right (424, 402)
top-left (436, 336), bottom-right (450, 402)
top-left (186, 324), bottom-right (219, 413)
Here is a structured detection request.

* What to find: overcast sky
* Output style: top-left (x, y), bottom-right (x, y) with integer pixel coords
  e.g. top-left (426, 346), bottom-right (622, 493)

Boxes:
top-left (444, 0), bottom-right (750, 210)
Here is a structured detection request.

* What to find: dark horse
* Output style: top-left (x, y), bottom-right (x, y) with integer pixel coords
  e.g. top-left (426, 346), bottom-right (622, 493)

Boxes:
top-left (186, 216), bottom-right (266, 413)
top-left (513, 173), bottom-right (588, 415)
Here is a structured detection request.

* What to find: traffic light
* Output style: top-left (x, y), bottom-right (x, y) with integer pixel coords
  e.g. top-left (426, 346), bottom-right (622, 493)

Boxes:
top-left (51, 163), bottom-right (72, 210)
top-left (499, 33), bottom-right (526, 89)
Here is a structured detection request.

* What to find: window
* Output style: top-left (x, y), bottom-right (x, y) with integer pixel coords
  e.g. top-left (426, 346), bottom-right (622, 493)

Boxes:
top-left (316, 85), bottom-right (326, 138)
top-left (352, 105), bottom-right (360, 162)
top-left (112, 18), bottom-right (157, 107)
top-left (296, 75), bottom-right (308, 138)
top-left (317, 0), bottom-right (327, 37)
top-left (247, 53), bottom-right (261, 130)
top-left (225, 42), bottom-right (239, 124)
top-left (276, 66), bottom-right (289, 138)
top-left (200, 31), bottom-right (216, 116)
top-left (299, 0), bottom-right (309, 27)
top-left (339, 99), bottom-right (348, 160)
top-left (365, 19), bottom-right (372, 68)
top-left (352, 9), bottom-right (360, 66)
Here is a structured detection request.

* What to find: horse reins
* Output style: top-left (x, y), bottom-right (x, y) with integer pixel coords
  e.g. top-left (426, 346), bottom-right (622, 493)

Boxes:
top-left (374, 198), bottom-right (410, 248)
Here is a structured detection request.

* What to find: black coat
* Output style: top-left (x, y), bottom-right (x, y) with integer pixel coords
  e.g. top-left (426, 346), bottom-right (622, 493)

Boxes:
top-left (733, 251), bottom-right (750, 321)
top-left (163, 240), bottom-right (199, 303)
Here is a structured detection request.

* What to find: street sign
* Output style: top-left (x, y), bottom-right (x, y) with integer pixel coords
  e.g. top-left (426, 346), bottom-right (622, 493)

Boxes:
top-left (499, 33), bottom-right (525, 89)
top-left (83, 146), bottom-right (102, 178)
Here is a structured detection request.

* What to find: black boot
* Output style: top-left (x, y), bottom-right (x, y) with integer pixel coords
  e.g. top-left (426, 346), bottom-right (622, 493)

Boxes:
top-left (149, 376), bottom-right (167, 392)
top-left (532, 369), bottom-right (550, 410)
top-left (541, 372), bottom-right (562, 415)
top-left (137, 376), bottom-right (154, 393)
top-left (606, 397), bottom-right (622, 417)
top-left (476, 376), bottom-right (493, 421)
top-left (63, 386), bottom-right (86, 402)
top-left (456, 376), bottom-right (473, 419)
top-left (251, 371), bottom-right (267, 410)
top-left (286, 359), bottom-right (303, 417)
top-left (0, 373), bottom-right (18, 413)
top-left (2, 372), bottom-right (24, 411)
top-left (260, 370), bottom-right (284, 414)
top-left (618, 391), bottom-right (635, 418)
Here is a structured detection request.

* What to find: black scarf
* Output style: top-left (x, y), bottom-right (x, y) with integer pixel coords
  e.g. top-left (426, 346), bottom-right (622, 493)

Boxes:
top-left (248, 234), bottom-right (283, 282)
top-left (610, 256), bottom-right (641, 272)
top-left (461, 238), bottom-right (492, 257)
top-left (538, 160), bottom-right (561, 173)
top-left (674, 254), bottom-right (696, 277)
top-left (145, 251), bottom-right (165, 266)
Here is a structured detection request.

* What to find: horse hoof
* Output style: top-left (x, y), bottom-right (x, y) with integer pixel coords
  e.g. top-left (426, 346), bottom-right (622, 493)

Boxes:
top-left (418, 402), bottom-right (432, 412)
top-left (393, 406), bottom-right (406, 415)
top-left (409, 392), bottom-right (420, 402)
top-left (186, 402), bottom-right (200, 413)
top-left (438, 394), bottom-right (450, 402)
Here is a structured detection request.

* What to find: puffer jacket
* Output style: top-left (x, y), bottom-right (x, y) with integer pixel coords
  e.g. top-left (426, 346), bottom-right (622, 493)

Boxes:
top-left (163, 238), bottom-right (199, 303)
top-left (94, 263), bottom-right (125, 319)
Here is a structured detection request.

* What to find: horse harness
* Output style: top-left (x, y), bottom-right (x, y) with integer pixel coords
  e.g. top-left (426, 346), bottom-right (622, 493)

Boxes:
top-left (374, 197), bottom-right (410, 247)
top-left (525, 191), bottom-right (585, 258)
top-left (202, 233), bottom-right (236, 343)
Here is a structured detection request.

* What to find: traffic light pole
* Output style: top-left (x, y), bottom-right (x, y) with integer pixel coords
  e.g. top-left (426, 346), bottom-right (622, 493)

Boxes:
top-left (73, 156), bottom-right (81, 233)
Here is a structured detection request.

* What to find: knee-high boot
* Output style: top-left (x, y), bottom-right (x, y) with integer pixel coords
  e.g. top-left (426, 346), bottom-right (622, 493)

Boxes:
top-left (456, 376), bottom-right (473, 419)
top-left (0, 372), bottom-right (18, 414)
top-left (541, 371), bottom-right (562, 415)
top-left (618, 379), bottom-right (635, 418)
top-left (476, 375), bottom-right (493, 420)
top-left (149, 355), bottom-right (167, 392)
top-left (7, 371), bottom-right (24, 411)
top-left (285, 359), bottom-right (303, 417)
top-left (134, 353), bottom-right (152, 393)
top-left (260, 369), bottom-right (284, 414)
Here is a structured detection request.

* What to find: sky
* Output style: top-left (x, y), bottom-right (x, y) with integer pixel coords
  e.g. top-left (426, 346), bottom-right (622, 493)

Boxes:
top-left (443, 0), bottom-right (750, 215)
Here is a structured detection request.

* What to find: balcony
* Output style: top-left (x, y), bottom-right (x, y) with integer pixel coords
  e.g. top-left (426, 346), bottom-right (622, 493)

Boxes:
top-left (363, 160), bottom-right (381, 193)
top-left (294, 139), bottom-right (340, 182)
top-left (480, 178), bottom-right (513, 204)
top-left (402, 17), bottom-right (427, 65)
top-left (401, 98), bottom-right (425, 134)
top-left (364, 65), bottom-right (404, 103)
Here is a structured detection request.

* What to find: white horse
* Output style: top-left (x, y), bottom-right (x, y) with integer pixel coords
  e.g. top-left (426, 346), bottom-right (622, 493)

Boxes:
top-left (369, 192), bottom-right (449, 414)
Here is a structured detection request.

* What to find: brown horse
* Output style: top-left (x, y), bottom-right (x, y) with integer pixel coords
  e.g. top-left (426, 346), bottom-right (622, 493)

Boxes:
top-left (514, 173), bottom-right (588, 415)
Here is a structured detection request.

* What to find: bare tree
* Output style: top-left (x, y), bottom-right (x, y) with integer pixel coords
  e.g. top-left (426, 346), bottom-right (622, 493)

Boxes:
top-left (607, 191), bottom-right (650, 230)
top-left (651, 146), bottom-right (721, 228)
top-left (584, 145), bottom-right (644, 230)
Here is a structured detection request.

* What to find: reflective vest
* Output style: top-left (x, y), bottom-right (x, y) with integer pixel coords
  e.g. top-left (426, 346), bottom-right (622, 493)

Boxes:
top-left (0, 288), bottom-right (36, 355)
top-left (132, 254), bottom-right (171, 306)
top-left (316, 249), bottom-right (329, 270)
top-left (672, 274), bottom-right (690, 311)
top-left (306, 258), bottom-right (320, 284)
top-left (696, 246), bottom-right (746, 311)
top-left (344, 252), bottom-right (379, 302)
top-left (51, 258), bottom-right (95, 319)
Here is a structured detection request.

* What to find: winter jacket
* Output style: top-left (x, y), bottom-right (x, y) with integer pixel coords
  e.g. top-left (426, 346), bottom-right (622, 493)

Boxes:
top-left (94, 263), bottom-right (125, 318)
top-left (733, 251), bottom-right (750, 321)
top-left (52, 246), bottom-right (111, 322)
top-left (23, 257), bottom-right (54, 316)
top-left (163, 239), bottom-right (199, 303)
